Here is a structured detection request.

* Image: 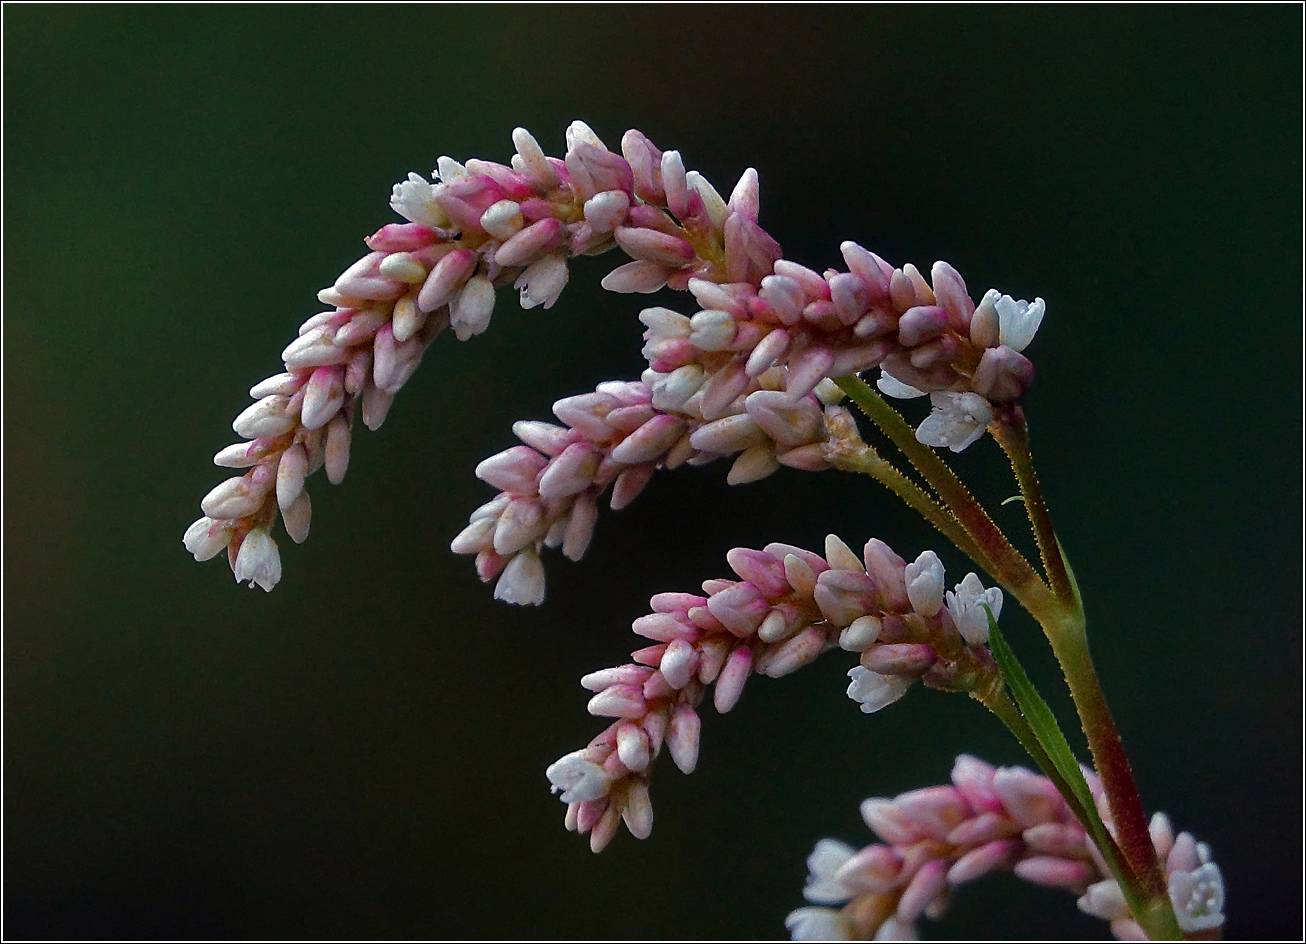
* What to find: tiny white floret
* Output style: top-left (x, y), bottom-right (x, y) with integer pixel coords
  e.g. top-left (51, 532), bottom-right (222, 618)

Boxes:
top-left (803, 838), bottom-right (856, 904)
top-left (545, 750), bottom-right (612, 804)
top-left (515, 252), bottom-right (569, 310)
top-left (915, 392), bottom-right (993, 453)
top-left (494, 548), bottom-right (546, 605)
top-left (904, 550), bottom-right (945, 618)
top-left (785, 906), bottom-right (853, 941)
top-left (389, 172), bottom-right (445, 228)
top-left (877, 368), bottom-right (927, 399)
top-left (945, 572), bottom-right (1002, 646)
top-left (994, 294), bottom-right (1046, 352)
top-left (1169, 862), bottom-right (1225, 933)
top-left (847, 667), bottom-right (912, 713)
top-left (232, 528), bottom-right (281, 592)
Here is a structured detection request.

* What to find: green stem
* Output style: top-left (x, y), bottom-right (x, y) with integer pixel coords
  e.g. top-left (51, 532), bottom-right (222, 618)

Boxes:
top-left (981, 686), bottom-right (1100, 836)
top-left (992, 410), bottom-right (1073, 604)
top-left (833, 377), bottom-right (1044, 599)
top-left (820, 422), bottom-right (992, 574)
top-left (1042, 610), bottom-right (1170, 902)
top-left (990, 412), bottom-right (1171, 917)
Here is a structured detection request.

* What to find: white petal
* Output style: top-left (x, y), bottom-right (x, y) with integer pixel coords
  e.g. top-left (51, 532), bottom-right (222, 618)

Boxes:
top-left (877, 369), bottom-right (927, 399)
top-left (994, 294), bottom-right (1045, 352)
top-left (545, 750), bottom-right (611, 803)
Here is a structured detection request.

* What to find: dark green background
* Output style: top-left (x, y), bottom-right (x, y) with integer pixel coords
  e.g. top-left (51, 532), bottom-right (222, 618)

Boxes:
top-left (6, 6), bottom-right (1301, 940)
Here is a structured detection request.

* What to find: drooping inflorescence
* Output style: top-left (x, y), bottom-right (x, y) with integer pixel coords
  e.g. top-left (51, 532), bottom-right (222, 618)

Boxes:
top-left (184, 121), bottom-right (1043, 598)
top-left (786, 755), bottom-right (1225, 941)
top-left (544, 536), bottom-right (1005, 852)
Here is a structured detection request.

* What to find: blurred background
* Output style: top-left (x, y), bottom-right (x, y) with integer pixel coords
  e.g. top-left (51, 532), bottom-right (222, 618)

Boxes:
top-left (5, 6), bottom-right (1300, 940)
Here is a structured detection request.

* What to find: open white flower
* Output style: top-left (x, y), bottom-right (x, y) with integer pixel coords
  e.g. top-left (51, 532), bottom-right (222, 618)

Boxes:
top-left (545, 750), bottom-right (612, 803)
top-left (515, 251), bottom-right (569, 310)
top-left (994, 294), bottom-right (1045, 352)
top-left (876, 368), bottom-right (926, 399)
top-left (232, 528), bottom-right (281, 592)
top-left (785, 906), bottom-right (853, 941)
top-left (945, 573), bottom-right (1002, 646)
top-left (803, 838), bottom-right (857, 904)
top-left (389, 172), bottom-right (446, 228)
top-left (1169, 861), bottom-right (1225, 933)
top-left (847, 667), bottom-right (912, 713)
top-left (915, 392), bottom-right (993, 453)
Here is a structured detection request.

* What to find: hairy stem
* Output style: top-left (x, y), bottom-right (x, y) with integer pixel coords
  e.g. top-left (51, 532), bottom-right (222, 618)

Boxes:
top-left (992, 409), bottom-right (1073, 603)
top-left (833, 376), bottom-right (1046, 602)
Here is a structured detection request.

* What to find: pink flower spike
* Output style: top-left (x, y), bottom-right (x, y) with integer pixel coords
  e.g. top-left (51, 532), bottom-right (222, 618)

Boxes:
top-left (580, 665), bottom-right (655, 692)
top-left (621, 129), bottom-right (665, 206)
top-left (621, 780), bottom-right (654, 840)
top-left (201, 475), bottom-right (266, 520)
top-left (611, 464), bottom-right (655, 510)
top-left (511, 127), bottom-right (558, 190)
top-left (726, 548), bottom-right (790, 599)
top-left (282, 491), bottom-right (311, 545)
top-left (492, 498), bottom-right (546, 555)
top-left (706, 581), bottom-right (770, 637)
top-left (893, 786), bottom-right (971, 841)
top-left (631, 612), bottom-right (699, 643)
top-left (945, 810), bottom-right (1018, 846)
top-left (904, 550), bottom-right (945, 617)
top-left (232, 395), bottom-right (296, 439)
top-left (1023, 821), bottom-right (1089, 856)
top-left (783, 346), bottom-right (835, 402)
top-left (561, 492), bottom-right (599, 561)
top-left (583, 189), bottom-right (630, 234)
top-left (449, 275), bottom-right (496, 341)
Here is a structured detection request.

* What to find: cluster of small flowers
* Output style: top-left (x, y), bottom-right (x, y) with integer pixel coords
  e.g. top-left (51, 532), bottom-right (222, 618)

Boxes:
top-left (636, 248), bottom-right (1045, 457)
top-left (786, 755), bottom-right (1225, 941)
top-left (449, 371), bottom-right (835, 605)
top-left (544, 535), bottom-right (1004, 852)
top-left (184, 119), bottom-right (1044, 591)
